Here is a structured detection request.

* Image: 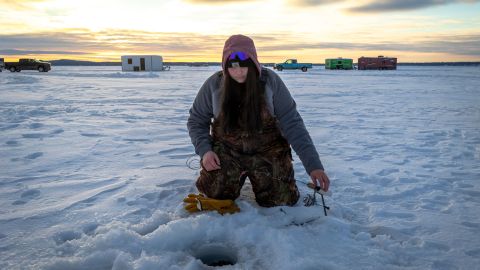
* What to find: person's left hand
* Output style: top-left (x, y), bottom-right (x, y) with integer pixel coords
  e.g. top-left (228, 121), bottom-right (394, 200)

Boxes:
top-left (310, 169), bottom-right (330, 192)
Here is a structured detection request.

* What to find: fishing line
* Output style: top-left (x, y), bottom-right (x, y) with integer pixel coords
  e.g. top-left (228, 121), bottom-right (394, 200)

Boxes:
top-left (296, 179), bottom-right (330, 216)
top-left (186, 155), bottom-right (201, 170)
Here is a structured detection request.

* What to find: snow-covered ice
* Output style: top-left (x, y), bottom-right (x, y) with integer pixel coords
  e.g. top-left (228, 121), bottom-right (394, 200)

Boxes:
top-left (0, 65), bottom-right (479, 269)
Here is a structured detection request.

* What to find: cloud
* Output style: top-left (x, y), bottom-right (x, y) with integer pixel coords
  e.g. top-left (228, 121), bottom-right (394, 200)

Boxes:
top-left (184, 0), bottom-right (257, 4)
top-left (348, 0), bottom-right (480, 13)
top-left (0, 30), bottom-right (229, 60)
top-left (0, 49), bottom-right (87, 55)
top-left (0, 31), bottom-right (100, 52)
top-left (1, 30), bottom-right (478, 61)
top-left (287, 0), bottom-right (344, 7)
top-left (0, 0), bottom-right (46, 10)
top-left (259, 34), bottom-right (480, 56)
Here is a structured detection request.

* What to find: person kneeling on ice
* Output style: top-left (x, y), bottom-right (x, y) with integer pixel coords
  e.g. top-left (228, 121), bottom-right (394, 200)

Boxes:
top-left (186, 34), bottom-right (330, 214)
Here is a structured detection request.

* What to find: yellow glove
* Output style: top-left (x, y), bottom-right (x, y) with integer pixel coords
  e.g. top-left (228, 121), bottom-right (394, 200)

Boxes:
top-left (183, 194), bottom-right (240, 215)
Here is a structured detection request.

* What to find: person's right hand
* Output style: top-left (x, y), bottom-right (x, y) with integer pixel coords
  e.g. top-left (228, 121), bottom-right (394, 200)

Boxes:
top-left (202, 151), bottom-right (221, 171)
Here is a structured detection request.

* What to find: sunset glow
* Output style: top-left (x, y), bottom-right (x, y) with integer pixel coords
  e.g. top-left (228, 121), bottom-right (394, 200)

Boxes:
top-left (1, 0), bottom-right (479, 62)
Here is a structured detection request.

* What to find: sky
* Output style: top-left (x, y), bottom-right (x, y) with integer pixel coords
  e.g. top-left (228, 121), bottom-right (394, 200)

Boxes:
top-left (0, 0), bottom-right (479, 63)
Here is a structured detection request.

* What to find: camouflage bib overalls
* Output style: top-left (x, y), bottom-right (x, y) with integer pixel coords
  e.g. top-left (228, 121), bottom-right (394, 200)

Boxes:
top-left (196, 105), bottom-right (300, 207)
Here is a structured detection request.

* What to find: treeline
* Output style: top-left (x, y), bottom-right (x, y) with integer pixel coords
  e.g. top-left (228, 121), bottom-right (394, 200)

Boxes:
top-left (49, 60), bottom-right (219, 66)
top-left (397, 62), bottom-right (480, 66)
top-left (48, 59), bottom-right (480, 67)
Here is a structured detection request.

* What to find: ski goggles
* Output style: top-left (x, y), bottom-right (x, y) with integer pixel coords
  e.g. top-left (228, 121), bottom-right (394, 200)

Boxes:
top-left (226, 52), bottom-right (251, 68)
top-left (228, 51), bottom-right (249, 61)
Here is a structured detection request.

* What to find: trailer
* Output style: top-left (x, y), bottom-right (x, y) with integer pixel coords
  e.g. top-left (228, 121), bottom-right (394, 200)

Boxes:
top-left (358, 56), bottom-right (397, 70)
top-left (325, 58), bottom-right (353, 70)
top-left (121, 55), bottom-right (170, 72)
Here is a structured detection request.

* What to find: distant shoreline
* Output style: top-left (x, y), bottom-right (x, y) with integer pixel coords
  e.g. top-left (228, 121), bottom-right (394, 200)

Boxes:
top-left (47, 59), bottom-right (480, 67)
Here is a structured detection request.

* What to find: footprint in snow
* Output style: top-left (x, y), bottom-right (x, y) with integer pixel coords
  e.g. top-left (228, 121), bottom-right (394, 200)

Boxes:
top-left (50, 128), bottom-right (64, 135)
top-left (24, 152), bottom-right (43, 160)
top-left (52, 230), bottom-right (83, 245)
top-left (359, 175), bottom-right (394, 185)
top-left (460, 221), bottom-right (480, 231)
top-left (424, 241), bottom-right (451, 252)
top-left (465, 248), bottom-right (480, 257)
top-left (5, 140), bottom-right (19, 146)
top-left (21, 189), bottom-right (41, 199)
top-left (352, 171), bottom-right (367, 177)
top-left (12, 189), bottom-right (41, 205)
top-left (82, 223), bottom-right (99, 236)
top-left (29, 123), bottom-right (44, 129)
top-left (376, 168), bottom-right (399, 176)
top-left (22, 133), bottom-right (49, 139)
top-left (21, 129), bottom-right (63, 139)
top-left (80, 132), bottom-right (105, 137)
top-left (156, 179), bottom-right (193, 188)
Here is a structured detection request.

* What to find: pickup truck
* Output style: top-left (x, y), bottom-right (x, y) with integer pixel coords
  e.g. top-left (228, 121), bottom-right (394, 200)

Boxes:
top-left (4, 58), bottom-right (51, 72)
top-left (273, 59), bottom-right (312, 72)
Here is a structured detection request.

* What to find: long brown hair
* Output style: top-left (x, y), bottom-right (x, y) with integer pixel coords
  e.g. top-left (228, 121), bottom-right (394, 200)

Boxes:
top-left (220, 61), bottom-right (264, 134)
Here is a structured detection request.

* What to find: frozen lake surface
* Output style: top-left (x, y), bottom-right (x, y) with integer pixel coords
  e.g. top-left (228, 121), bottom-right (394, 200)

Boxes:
top-left (1, 65), bottom-right (479, 269)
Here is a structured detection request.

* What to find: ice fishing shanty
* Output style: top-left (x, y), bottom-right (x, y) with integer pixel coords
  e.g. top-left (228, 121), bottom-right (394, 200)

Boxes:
top-left (121, 55), bottom-right (169, 71)
top-left (325, 58), bottom-right (353, 70)
top-left (358, 56), bottom-right (397, 70)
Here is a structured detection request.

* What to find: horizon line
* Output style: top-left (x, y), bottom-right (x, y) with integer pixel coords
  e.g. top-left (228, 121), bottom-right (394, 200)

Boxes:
top-left (45, 59), bottom-right (480, 64)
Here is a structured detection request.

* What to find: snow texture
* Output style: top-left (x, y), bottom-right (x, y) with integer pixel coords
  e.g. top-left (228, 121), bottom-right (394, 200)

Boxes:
top-left (0, 65), bottom-right (479, 269)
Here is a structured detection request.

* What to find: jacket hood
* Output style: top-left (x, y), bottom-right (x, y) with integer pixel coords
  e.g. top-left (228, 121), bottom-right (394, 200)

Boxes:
top-left (222, 34), bottom-right (261, 75)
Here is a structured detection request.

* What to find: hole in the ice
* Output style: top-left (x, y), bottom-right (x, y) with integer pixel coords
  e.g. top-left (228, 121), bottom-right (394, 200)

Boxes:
top-left (193, 243), bottom-right (237, 267)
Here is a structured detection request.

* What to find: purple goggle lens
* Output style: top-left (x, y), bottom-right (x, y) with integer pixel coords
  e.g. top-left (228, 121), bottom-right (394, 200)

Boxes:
top-left (229, 51), bottom-right (249, 61)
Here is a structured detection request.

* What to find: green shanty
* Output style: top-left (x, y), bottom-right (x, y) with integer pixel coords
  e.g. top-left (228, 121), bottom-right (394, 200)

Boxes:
top-left (325, 58), bottom-right (353, 70)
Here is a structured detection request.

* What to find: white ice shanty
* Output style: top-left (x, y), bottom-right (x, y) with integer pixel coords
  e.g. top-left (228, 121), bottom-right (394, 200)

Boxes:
top-left (121, 55), bottom-right (169, 71)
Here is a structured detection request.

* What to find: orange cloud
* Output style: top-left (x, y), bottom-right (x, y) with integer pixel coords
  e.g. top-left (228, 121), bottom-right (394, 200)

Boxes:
top-left (0, 29), bottom-right (229, 62)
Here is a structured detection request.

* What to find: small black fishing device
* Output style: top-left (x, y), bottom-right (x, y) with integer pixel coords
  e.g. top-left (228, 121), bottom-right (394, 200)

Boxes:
top-left (303, 183), bottom-right (330, 216)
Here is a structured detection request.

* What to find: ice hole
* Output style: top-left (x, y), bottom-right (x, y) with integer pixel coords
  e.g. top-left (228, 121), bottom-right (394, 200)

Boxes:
top-left (193, 243), bottom-right (237, 267)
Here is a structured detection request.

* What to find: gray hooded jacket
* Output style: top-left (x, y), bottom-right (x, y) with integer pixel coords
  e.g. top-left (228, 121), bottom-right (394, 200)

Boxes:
top-left (187, 67), bottom-right (324, 174)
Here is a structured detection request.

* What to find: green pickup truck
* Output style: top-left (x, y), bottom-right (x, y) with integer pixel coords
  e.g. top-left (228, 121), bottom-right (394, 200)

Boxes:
top-left (4, 58), bottom-right (51, 72)
top-left (273, 59), bottom-right (312, 72)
